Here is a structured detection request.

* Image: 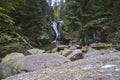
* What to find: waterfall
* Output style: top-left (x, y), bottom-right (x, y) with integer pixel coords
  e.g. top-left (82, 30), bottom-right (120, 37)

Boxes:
top-left (51, 20), bottom-right (60, 48)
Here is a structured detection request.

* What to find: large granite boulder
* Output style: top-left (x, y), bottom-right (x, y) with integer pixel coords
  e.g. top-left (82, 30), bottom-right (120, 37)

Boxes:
top-left (0, 53), bottom-right (70, 78)
top-left (3, 51), bottom-right (120, 80)
top-left (1, 52), bottom-right (24, 63)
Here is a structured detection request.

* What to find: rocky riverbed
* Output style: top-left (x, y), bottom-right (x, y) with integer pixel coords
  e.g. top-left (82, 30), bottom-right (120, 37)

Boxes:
top-left (0, 43), bottom-right (120, 80)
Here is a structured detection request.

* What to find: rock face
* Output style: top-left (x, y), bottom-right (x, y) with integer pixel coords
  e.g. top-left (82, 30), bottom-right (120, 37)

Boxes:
top-left (0, 53), bottom-right (70, 78)
top-left (3, 50), bottom-right (120, 80)
top-left (1, 53), bottom-right (24, 63)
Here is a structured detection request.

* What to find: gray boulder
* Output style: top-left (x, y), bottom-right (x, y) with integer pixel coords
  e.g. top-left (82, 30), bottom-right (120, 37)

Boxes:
top-left (3, 51), bottom-right (120, 80)
top-left (26, 48), bottom-right (45, 55)
top-left (0, 53), bottom-right (70, 78)
top-left (59, 48), bottom-right (83, 61)
top-left (66, 49), bottom-right (83, 61)
top-left (84, 49), bottom-right (113, 58)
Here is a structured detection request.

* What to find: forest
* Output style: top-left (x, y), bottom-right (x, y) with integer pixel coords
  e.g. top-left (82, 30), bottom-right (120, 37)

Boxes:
top-left (0, 0), bottom-right (120, 57)
top-left (0, 0), bottom-right (120, 80)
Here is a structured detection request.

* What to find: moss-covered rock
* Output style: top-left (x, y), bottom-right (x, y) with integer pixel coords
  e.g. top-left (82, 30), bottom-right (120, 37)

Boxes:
top-left (1, 53), bottom-right (24, 63)
top-left (67, 49), bottom-right (83, 61)
top-left (3, 51), bottom-right (120, 80)
top-left (90, 42), bottom-right (111, 49)
top-left (26, 48), bottom-right (45, 55)
top-left (0, 53), bottom-right (70, 78)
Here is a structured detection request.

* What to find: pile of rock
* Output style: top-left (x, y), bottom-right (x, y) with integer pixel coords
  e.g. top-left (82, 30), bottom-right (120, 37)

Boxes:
top-left (2, 50), bottom-right (120, 80)
top-left (0, 43), bottom-right (119, 80)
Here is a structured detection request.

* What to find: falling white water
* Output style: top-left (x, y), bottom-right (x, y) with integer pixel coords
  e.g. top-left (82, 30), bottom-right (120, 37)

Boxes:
top-left (51, 21), bottom-right (60, 40)
top-left (47, 0), bottom-right (65, 6)
top-left (51, 20), bottom-right (60, 48)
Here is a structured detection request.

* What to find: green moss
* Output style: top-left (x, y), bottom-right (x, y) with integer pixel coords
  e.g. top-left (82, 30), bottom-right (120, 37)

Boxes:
top-left (41, 44), bottom-right (55, 51)
top-left (5, 42), bottom-right (20, 49)
top-left (0, 33), bottom-right (12, 44)
top-left (0, 42), bottom-right (20, 57)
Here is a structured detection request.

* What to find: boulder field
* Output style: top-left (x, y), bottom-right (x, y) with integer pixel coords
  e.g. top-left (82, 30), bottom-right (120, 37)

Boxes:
top-left (0, 45), bottom-right (120, 80)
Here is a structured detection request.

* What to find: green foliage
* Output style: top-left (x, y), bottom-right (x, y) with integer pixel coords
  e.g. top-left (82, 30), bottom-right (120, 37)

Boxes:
top-left (0, 0), bottom-right (27, 29)
top-left (54, 6), bottom-right (61, 20)
top-left (0, 42), bottom-right (21, 58)
top-left (0, 0), bottom-right (119, 53)
top-left (24, 0), bottom-right (49, 28)
top-left (0, 0), bottom-right (26, 25)
top-left (107, 30), bottom-right (120, 50)
top-left (64, 1), bottom-right (82, 32)
top-left (0, 29), bottom-right (26, 44)
top-left (53, 0), bottom-right (64, 20)
top-left (64, 0), bottom-right (105, 31)
top-left (0, 0), bottom-right (53, 47)
top-left (0, 33), bottom-right (12, 43)
top-left (63, 0), bottom-right (120, 44)
top-left (15, 0), bottom-right (53, 47)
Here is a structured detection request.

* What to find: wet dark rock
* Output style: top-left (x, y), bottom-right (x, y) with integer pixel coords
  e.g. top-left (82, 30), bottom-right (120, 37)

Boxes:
top-left (51, 45), bottom-right (68, 52)
top-left (81, 46), bottom-right (89, 53)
